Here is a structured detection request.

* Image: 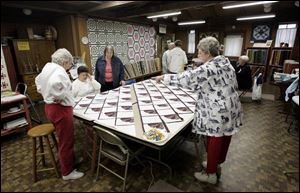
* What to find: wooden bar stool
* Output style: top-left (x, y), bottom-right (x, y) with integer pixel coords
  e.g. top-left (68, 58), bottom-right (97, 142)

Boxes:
top-left (27, 123), bottom-right (60, 182)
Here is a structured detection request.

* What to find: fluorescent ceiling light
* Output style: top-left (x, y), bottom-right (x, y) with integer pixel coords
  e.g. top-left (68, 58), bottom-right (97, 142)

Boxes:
top-left (147, 11), bottom-right (181, 19)
top-left (223, 1), bottom-right (278, 9)
top-left (178, 20), bottom-right (206, 25)
top-left (237, 14), bottom-right (275, 21)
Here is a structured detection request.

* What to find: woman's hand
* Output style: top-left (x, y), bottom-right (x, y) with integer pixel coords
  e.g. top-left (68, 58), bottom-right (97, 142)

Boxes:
top-left (87, 73), bottom-right (92, 80)
top-left (53, 98), bottom-right (62, 104)
top-left (155, 75), bottom-right (164, 83)
top-left (120, 80), bottom-right (126, 86)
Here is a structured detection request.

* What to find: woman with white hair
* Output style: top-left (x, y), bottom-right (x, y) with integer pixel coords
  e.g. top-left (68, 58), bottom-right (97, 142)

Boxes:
top-left (235, 55), bottom-right (252, 90)
top-left (35, 48), bottom-right (84, 180)
top-left (156, 37), bottom-right (242, 184)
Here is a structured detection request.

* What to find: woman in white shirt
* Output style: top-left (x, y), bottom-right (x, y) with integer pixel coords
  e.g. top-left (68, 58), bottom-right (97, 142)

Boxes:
top-left (72, 66), bottom-right (101, 98)
top-left (35, 48), bottom-right (84, 180)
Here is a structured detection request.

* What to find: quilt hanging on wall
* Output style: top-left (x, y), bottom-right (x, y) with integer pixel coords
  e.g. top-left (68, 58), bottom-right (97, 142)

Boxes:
top-left (87, 18), bottom-right (156, 74)
top-left (1, 46), bottom-right (12, 91)
top-left (127, 25), bottom-right (156, 63)
top-left (87, 19), bottom-right (129, 73)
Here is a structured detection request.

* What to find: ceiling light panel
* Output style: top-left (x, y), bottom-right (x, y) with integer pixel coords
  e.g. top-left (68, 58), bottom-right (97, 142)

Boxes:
top-left (237, 14), bottom-right (276, 20)
top-left (147, 11), bottom-right (181, 19)
top-left (223, 1), bottom-right (278, 9)
top-left (178, 20), bottom-right (206, 25)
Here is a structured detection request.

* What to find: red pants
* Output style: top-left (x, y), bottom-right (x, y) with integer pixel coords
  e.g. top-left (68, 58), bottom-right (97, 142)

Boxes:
top-left (45, 104), bottom-right (75, 176)
top-left (206, 135), bottom-right (232, 174)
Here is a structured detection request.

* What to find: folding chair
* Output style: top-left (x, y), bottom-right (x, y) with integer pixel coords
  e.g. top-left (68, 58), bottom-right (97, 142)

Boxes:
top-left (283, 96), bottom-right (299, 176)
top-left (287, 95), bottom-right (299, 133)
top-left (15, 83), bottom-right (42, 124)
top-left (283, 78), bottom-right (299, 123)
top-left (93, 126), bottom-right (145, 192)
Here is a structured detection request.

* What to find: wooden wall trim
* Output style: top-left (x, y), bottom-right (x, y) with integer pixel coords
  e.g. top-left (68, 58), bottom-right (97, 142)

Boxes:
top-left (74, 16), bottom-right (92, 71)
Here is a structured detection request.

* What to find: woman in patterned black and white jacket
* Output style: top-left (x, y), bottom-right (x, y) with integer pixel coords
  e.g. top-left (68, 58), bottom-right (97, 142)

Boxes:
top-left (156, 36), bottom-right (242, 184)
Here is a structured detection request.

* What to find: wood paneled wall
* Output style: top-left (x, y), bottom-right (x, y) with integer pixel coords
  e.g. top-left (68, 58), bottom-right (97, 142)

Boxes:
top-left (73, 16), bottom-right (91, 71)
top-left (53, 15), bottom-right (92, 71)
top-left (52, 15), bottom-right (76, 56)
top-left (174, 21), bottom-right (299, 60)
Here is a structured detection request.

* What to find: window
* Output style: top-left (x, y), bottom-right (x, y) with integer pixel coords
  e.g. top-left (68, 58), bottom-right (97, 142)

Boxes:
top-left (188, 30), bottom-right (195, 54)
top-left (224, 35), bottom-right (243, 57)
top-left (275, 23), bottom-right (297, 47)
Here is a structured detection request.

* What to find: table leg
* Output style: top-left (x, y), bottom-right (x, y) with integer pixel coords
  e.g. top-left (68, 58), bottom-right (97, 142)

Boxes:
top-left (91, 131), bottom-right (98, 174)
top-left (142, 153), bottom-right (172, 180)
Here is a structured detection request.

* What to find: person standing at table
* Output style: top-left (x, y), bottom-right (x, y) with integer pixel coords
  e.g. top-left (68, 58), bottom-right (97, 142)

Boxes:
top-left (162, 42), bottom-right (175, 74)
top-left (35, 48), bottom-right (84, 180)
top-left (72, 66), bottom-right (101, 98)
top-left (167, 40), bottom-right (188, 74)
top-left (94, 45), bottom-right (125, 92)
top-left (156, 37), bottom-right (242, 184)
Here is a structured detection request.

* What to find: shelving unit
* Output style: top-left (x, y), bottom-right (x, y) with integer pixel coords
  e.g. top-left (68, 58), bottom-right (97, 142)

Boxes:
top-left (268, 47), bottom-right (292, 81)
top-left (124, 58), bottom-right (162, 82)
top-left (1, 94), bottom-right (32, 137)
top-left (129, 70), bottom-right (162, 82)
top-left (12, 39), bottom-right (56, 101)
top-left (269, 48), bottom-right (292, 66)
top-left (246, 47), bottom-right (270, 82)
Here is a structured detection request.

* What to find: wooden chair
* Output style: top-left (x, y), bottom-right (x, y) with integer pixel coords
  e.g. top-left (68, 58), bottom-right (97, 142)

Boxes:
top-left (27, 123), bottom-right (59, 182)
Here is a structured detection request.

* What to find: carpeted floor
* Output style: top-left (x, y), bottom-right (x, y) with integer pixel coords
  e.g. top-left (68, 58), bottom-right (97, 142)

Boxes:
top-left (1, 97), bottom-right (299, 192)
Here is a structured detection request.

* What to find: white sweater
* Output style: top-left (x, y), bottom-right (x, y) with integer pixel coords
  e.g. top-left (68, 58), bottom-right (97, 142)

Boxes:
top-left (168, 47), bottom-right (188, 73)
top-left (72, 77), bottom-right (101, 98)
top-left (35, 62), bottom-right (74, 106)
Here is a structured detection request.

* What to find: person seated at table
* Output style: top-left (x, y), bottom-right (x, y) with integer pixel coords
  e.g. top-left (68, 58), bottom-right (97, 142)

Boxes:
top-left (156, 36), bottom-right (242, 185)
top-left (235, 55), bottom-right (252, 90)
top-left (72, 66), bottom-right (101, 98)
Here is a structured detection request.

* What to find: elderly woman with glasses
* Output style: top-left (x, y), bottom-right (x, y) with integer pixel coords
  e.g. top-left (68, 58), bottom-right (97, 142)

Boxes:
top-left (35, 48), bottom-right (84, 180)
top-left (156, 37), bottom-right (242, 184)
top-left (94, 45), bottom-right (125, 92)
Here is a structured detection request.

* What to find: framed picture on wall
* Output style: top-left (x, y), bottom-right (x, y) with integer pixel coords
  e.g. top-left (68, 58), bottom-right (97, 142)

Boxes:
top-left (208, 32), bottom-right (219, 39)
top-left (159, 24), bottom-right (167, 34)
top-left (199, 33), bottom-right (207, 40)
top-left (199, 32), bottom-right (219, 41)
top-left (251, 24), bottom-right (272, 42)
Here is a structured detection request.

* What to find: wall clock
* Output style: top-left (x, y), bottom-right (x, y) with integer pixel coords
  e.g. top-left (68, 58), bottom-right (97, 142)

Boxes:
top-left (81, 36), bottom-right (89, 45)
top-left (251, 24), bottom-right (271, 42)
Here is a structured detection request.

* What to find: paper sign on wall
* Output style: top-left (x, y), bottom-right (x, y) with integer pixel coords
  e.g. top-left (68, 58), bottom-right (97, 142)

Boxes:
top-left (17, 41), bottom-right (30, 51)
top-left (1, 46), bottom-right (12, 91)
